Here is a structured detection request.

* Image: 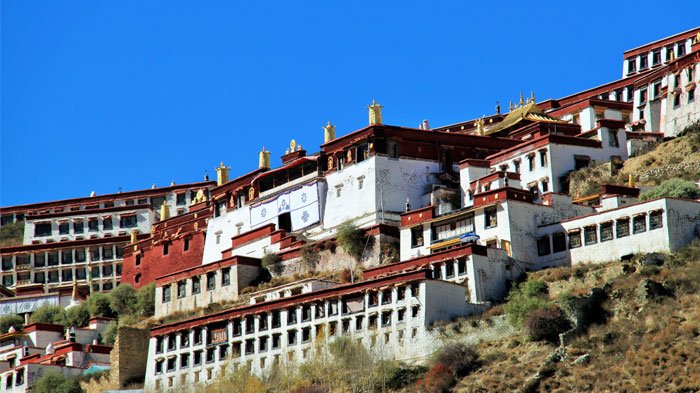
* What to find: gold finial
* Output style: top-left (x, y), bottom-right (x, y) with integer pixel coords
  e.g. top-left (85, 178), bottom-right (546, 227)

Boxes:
top-left (259, 147), bottom-right (271, 169)
top-left (509, 101), bottom-right (514, 111)
top-left (323, 121), bottom-right (336, 143)
top-left (215, 162), bottom-right (230, 186)
top-left (519, 92), bottom-right (525, 107)
top-left (160, 201), bottom-right (170, 221)
top-left (171, 180), bottom-right (176, 186)
top-left (130, 229), bottom-right (138, 244)
top-left (151, 183), bottom-right (156, 189)
top-left (628, 174), bottom-right (635, 188)
top-left (289, 139), bottom-right (297, 153)
top-left (297, 144), bottom-right (303, 151)
top-left (368, 99), bottom-right (383, 125)
top-left (475, 118), bottom-right (485, 135)
top-left (530, 91), bottom-right (535, 104)
top-left (193, 189), bottom-right (207, 204)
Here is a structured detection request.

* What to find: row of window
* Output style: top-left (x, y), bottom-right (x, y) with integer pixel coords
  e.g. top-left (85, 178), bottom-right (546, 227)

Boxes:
top-left (1, 264), bottom-right (122, 287)
top-left (537, 210), bottom-right (663, 256)
top-left (34, 216), bottom-right (138, 237)
top-left (161, 268), bottom-right (230, 303)
top-left (626, 42), bottom-right (687, 74)
top-left (1, 245), bottom-right (124, 271)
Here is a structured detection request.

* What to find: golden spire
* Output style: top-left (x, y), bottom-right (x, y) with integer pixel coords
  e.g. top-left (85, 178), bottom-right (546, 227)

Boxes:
top-left (259, 147), bottom-right (271, 169)
top-left (519, 92), bottom-right (525, 107)
top-left (368, 99), bottom-right (383, 125)
top-left (628, 174), bottom-right (635, 188)
top-left (475, 117), bottom-right (485, 135)
top-left (323, 121), bottom-right (336, 143)
top-left (215, 161), bottom-right (230, 186)
top-left (130, 229), bottom-right (138, 243)
top-left (160, 201), bottom-right (170, 221)
top-left (509, 101), bottom-right (514, 111)
top-left (530, 91), bottom-right (536, 104)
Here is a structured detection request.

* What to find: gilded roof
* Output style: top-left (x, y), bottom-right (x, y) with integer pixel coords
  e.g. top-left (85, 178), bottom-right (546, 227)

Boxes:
top-left (484, 101), bottom-right (568, 135)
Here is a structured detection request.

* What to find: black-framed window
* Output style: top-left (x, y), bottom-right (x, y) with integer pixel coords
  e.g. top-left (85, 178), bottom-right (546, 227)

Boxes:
top-left (35, 253), bottom-right (46, 267)
top-left (34, 223), bottom-right (52, 237)
top-left (103, 217), bottom-right (113, 230)
top-left (176, 193), bottom-right (186, 206)
top-left (73, 221), bottom-right (84, 234)
top-left (48, 252), bottom-right (59, 266)
top-left (162, 285), bottom-right (171, 303)
top-left (177, 281), bottom-right (186, 298)
top-left (411, 226), bottom-right (424, 248)
top-left (584, 226), bottom-right (597, 245)
top-left (192, 276), bottom-right (201, 294)
top-left (222, 268), bottom-right (230, 286)
top-left (206, 272), bottom-right (216, 291)
top-left (59, 222), bottom-right (70, 235)
top-left (552, 232), bottom-right (566, 253)
top-left (61, 250), bottom-right (73, 264)
top-left (103, 246), bottom-right (114, 260)
top-left (75, 249), bottom-right (86, 263)
top-left (536, 236), bottom-right (551, 256)
top-left (600, 222), bottom-right (613, 242)
top-left (649, 210), bottom-right (663, 230)
top-left (88, 219), bottom-right (99, 232)
top-left (616, 218), bottom-right (630, 237)
top-left (633, 215), bottom-right (647, 234)
top-left (485, 206), bottom-right (498, 228)
top-left (120, 215), bottom-right (138, 228)
top-left (568, 231), bottom-right (582, 249)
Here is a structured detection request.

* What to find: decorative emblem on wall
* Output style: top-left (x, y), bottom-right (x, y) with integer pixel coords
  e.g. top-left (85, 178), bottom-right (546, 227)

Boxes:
top-left (302, 211), bottom-right (310, 223)
top-left (248, 187), bottom-right (255, 200)
top-left (327, 156), bottom-right (334, 171)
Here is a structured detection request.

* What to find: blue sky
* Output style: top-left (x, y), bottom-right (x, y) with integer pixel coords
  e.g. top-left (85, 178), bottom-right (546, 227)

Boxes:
top-left (2, 1), bottom-right (699, 206)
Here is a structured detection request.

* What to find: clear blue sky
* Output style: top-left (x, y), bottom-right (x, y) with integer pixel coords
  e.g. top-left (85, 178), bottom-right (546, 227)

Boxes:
top-left (2, 1), bottom-right (699, 206)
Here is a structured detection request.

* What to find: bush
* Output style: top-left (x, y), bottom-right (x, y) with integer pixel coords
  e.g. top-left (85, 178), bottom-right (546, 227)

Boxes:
top-left (417, 363), bottom-right (455, 393)
top-left (65, 303), bottom-right (90, 327)
top-left (504, 280), bottom-right (552, 327)
top-left (524, 307), bottom-right (571, 343)
top-left (261, 252), bottom-right (282, 276)
top-left (88, 293), bottom-right (115, 318)
top-left (30, 304), bottom-right (67, 326)
top-left (109, 284), bottom-right (138, 316)
top-left (432, 343), bottom-right (480, 377)
top-left (137, 283), bottom-right (155, 317)
top-left (101, 320), bottom-right (118, 345)
top-left (640, 178), bottom-right (700, 200)
top-left (32, 370), bottom-right (83, 393)
top-left (0, 221), bottom-right (24, 247)
top-left (301, 244), bottom-right (319, 273)
top-left (0, 314), bottom-right (24, 333)
top-left (336, 221), bottom-right (369, 262)
top-left (291, 385), bottom-right (330, 393)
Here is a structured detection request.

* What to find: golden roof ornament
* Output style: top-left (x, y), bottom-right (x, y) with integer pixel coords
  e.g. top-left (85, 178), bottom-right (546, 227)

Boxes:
top-left (368, 99), bottom-right (383, 125)
top-left (259, 147), bottom-right (271, 169)
top-left (530, 91), bottom-right (536, 104)
top-left (519, 92), bottom-right (525, 107)
top-left (297, 144), bottom-right (303, 151)
top-left (475, 117), bottom-right (486, 135)
top-left (289, 139), bottom-right (297, 153)
top-left (509, 101), bottom-right (514, 111)
top-left (215, 161), bottom-right (230, 186)
top-left (323, 121), bottom-right (336, 143)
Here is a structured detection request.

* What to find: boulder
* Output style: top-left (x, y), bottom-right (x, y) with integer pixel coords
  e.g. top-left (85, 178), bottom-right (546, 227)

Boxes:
top-left (636, 278), bottom-right (672, 302)
top-left (638, 253), bottom-right (665, 267)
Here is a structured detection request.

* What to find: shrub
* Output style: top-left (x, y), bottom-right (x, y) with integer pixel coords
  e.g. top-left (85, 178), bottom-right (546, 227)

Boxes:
top-left (88, 293), bottom-right (115, 318)
top-left (118, 314), bottom-right (139, 327)
top-left (109, 284), bottom-right (138, 316)
top-left (30, 304), bottom-right (66, 326)
top-left (381, 243), bottom-right (400, 264)
top-left (261, 252), bottom-right (283, 276)
top-left (0, 314), bottom-right (24, 334)
top-left (432, 343), bottom-right (480, 377)
top-left (524, 307), bottom-right (571, 343)
top-left (291, 385), bottom-right (330, 393)
top-left (137, 283), bottom-right (155, 317)
top-left (640, 178), bottom-right (700, 200)
top-left (65, 303), bottom-right (90, 327)
top-left (336, 221), bottom-right (369, 262)
top-left (301, 244), bottom-right (319, 273)
top-left (417, 363), bottom-right (454, 393)
top-left (101, 320), bottom-right (118, 344)
top-left (32, 370), bottom-right (83, 393)
top-left (504, 280), bottom-right (552, 327)
top-left (0, 221), bottom-right (24, 247)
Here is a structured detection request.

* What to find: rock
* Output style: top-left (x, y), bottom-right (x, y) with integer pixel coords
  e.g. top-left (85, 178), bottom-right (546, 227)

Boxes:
top-left (638, 253), bottom-right (665, 266)
top-left (636, 278), bottom-right (672, 302)
top-left (622, 264), bottom-right (636, 274)
top-left (572, 353), bottom-right (590, 365)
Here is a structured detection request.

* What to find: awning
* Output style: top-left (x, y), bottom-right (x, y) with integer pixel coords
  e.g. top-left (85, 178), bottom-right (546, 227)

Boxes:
top-left (428, 237), bottom-right (462, 250)
top-left (83, 364), bottom-right (111, 376)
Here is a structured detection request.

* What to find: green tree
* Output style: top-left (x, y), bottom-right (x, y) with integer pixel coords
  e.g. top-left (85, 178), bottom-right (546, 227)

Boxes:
top-left (64, 303), bottom-right (90, 327)
top-left (109, 283), bottom-right (138, 316)
top-left (503, 280), bottom-right (552, 327)
top-left (30, 304), bottom-right (67, 326)
top-left (0, 314), bottom-right (24, 333)
top-left (32, 370), bottom-right (83, 393)
top-left (101, 320), bottom-right (118, 345)
top-left (640, 178), bottom-right (700, 200)
top-left (336, 221), bottom-right (369, 262)
top-left (137, 282), bottom-right (155, 317)
top-left (88, 293), bottom-right (115, 318)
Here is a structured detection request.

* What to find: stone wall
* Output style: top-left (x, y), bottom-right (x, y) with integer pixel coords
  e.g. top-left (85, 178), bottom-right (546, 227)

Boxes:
top-left (81, 326), bottom-right (149, 393)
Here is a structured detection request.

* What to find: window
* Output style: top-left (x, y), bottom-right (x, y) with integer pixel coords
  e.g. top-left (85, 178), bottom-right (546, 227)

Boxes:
top-left (214, 201), bottom-right (222, 217)
top-left (633, 214), bottom-right (647, 234)
top-left (75, 268), bottom-right (86, 280)
top-left (584, 226), bottom-right (597, 245)
top-left (90, 247), bottom-right (101, 261)
top-left (639, 55), bottom-right (648, 69)
top-left (207, 272), bottom-right (216, 291)
top-left (163, 242), bottom-right (169, 256)
top-left (62, 269), bottom-right (73, 282)
top-left (411, 227), bottom-right (424, 247)
top-left (609, 130), bottom-right (619, 147)
top-left (193, 351), bottom-right (202, 366)
top-left (59, 222), bottom-right (70, 235)
top-left (162, 285), bottom-right (172, 303)
top-left (61, 250), bottom-right (73, 264)
top-left (677, 42), bottom-right (686, 56)
top-left (73, 221), bottom-right (84, 234)
top-left (689, 88), bottom-right (695, 104)
top-left (627, 59), bottom-right (636, 73)
top-left (35, 253), bottom-right (46, 267)
top-left (513, 160), bottom-right (521, 173)
top-left (184, 236), bottom-right (191, 251)
top-left (222, 267), bottom-right (230, 286)
top-left (652, 81), bottom-right (661, 98)
top-left (484, 206), bottom-right (497, 228)
top-left (528, 182), bottom-right (538, 196)
top-left (103, 217), bottom-right (113, 230)
top-left (91, 266), bottom-right (100, 278)
top-left (176, 193), bottom-right (186, 205)
top-left (192, 276), bottom-right (201, 294)
top-left (614, 218), bottom-right (630, 238)
top-left (527, 154), bottom-right (535, 171)
top-left (115, 246), bottom-right (122, 259)
top-left (552, 232), bottom-right (566, 253)
top-left (135, 254), bottom-right (141, 266)
top-left (103, 265), bottom-right (113, 276)
top-left (287, 330), bottom-right (297, 345)
top-left (387, 141), bottom-right (399, 159)
top-left (120, 215), bottom-right (137, 228)
top-left (666, 46), bottom-right (674, 61)
top-left (539, 150), bottom-right (548, 167)
top-left (536, 236), bottom-right (551, 256)
top-left (180, 353), bottom-right (189, 369)
top-left (639, 89), bottom-right (647, 104)
top-left (652, 50), bottom-right (661, 65)
top-left (568, 231), bottom-right (582, 249)
top-left (600, 222), bottom-right (613, 242)
top-left (541, 179), bottom-right (549, 193)
top-left (155, 359), bottom-right (163, 374)
top-left (649, 210), bottom-right (663, 230)
top-left (574, 155), bottom-right (591, 170)
top-left (674, 94), bottom-right (681, 108)
top-left (287, 308), bottom-right (297, 325)
top-left (34, 223), bottom-right (52, 237)
top-left (177, 281), bottom-right (186, 298)
top-left (103, 246), bottom-right (113, 260)
top-left (88, 219), bottom-right (99, 232)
